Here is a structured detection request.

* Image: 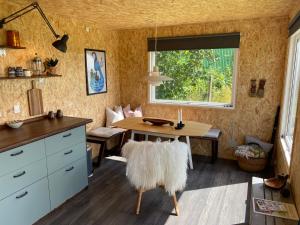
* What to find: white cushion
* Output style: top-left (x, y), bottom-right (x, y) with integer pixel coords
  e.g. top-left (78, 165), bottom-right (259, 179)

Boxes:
top-left (106, 107), bottom-right (124, 127)
top-left (88, 127), bottom-right (126, 138)
top-left (114, 105), bottom-right (124, 116)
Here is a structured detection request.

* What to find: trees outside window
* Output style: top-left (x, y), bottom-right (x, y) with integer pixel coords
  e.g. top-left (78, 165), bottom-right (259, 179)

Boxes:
top-left (150, 48), bottom-right (237, 107)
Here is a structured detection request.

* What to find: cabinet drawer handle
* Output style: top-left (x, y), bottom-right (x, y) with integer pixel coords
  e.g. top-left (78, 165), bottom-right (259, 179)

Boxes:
top-left (63, 133), bottom-right (72, 138)
top-left (13, 171), bottom-right (26, 178)
top-left (64, 150), bottom-right (73, 155)
top-left (16, 191), bottom-right (28, 199)
top-left (10, 150), bottom-right (24, 157)
top-left (65, 166), bottom-right (74, 172)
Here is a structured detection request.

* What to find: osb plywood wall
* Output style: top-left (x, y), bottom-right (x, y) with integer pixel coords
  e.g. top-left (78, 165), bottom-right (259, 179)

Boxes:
top-left (289, 1), bottom-right (300, 20)
top-left (0, 4), bottom-right (121, 130)
top-left (118, 17), bottom-right (288, 159)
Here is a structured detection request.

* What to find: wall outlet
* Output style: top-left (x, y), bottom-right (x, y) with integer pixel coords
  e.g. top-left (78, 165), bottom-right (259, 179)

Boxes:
top-left (13, 104), bottom-right (21, 114)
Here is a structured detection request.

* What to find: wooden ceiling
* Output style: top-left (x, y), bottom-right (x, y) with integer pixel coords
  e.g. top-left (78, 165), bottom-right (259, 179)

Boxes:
top-left (4, 0), bottom-right (296, 30)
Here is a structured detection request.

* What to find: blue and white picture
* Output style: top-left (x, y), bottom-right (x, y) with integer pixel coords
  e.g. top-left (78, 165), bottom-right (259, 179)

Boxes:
top-left (85, 49), bottom-right (107, 95)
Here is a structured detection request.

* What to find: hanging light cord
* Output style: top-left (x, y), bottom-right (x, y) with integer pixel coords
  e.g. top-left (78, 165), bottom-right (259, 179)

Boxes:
top-left (154, 22), bottom-right (158, 53)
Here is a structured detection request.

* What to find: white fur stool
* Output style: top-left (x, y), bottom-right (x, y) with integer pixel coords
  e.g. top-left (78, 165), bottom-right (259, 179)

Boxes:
top-left (122, 140), bottom-right (188, 215)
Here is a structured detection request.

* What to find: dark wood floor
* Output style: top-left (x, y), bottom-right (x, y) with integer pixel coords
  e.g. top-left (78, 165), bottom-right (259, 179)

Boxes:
top-left (35, 156), bottom-right (257, 225)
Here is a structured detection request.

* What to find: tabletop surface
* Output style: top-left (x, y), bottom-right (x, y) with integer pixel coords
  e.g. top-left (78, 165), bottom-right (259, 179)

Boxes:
top-left (112, 117), bottom-right (211, 137)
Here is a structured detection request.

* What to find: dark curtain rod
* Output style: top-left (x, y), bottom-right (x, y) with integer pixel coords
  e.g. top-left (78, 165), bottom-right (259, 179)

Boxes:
top-left (148, 32), bottom-right (241, 51)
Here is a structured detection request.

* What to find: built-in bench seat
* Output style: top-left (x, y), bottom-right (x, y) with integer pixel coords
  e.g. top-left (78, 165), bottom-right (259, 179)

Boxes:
top-left (192, 128), bottom-right (222, 163)
top-left (86, 127), bottom-right (126, 167)
top-left (87, 127), bottom-right (221, 167)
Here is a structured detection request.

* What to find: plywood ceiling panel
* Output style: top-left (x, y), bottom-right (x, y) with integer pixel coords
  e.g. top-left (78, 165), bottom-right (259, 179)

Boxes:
top-left (5, 0), bottom-right (296, 30)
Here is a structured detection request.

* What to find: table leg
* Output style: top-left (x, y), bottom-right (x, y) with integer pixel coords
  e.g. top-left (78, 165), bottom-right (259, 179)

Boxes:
top-left (145, 134), bottom-right (149, 141)
top-left (131, 131), bottom-right (135, 140)
top-left (186, 136), bottom-right (193, 170)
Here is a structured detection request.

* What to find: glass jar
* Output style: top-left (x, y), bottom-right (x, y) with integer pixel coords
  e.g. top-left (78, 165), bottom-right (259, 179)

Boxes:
top-left (32, 53), bottom-right (43, 75)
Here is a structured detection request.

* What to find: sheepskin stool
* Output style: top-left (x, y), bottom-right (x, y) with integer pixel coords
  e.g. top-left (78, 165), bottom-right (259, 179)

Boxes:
top-left (122, 140), bottom-right (188, 216)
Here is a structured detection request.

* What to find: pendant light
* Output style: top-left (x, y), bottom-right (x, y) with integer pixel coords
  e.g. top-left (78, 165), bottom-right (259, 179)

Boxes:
top-left (148, 22), bottom-right (172, 86)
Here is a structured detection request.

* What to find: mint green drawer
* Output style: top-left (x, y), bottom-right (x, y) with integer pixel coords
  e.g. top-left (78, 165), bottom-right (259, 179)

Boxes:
top-left (45, 126), bottom-right (85, 156)
top-left (0, 140), bottom-right (46, 177)
top-left (47, 142), bottom-right (86, 175)
top-left (0, 178), bottom-right (50, 225)
top-left (0, 158), bottom-right (47, 201)
top-left (48, 157), bottom-right (88, 210)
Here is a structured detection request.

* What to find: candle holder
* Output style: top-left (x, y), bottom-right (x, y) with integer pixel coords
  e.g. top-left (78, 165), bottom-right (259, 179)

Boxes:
top-left (175, 121), bottom-right (185, 130)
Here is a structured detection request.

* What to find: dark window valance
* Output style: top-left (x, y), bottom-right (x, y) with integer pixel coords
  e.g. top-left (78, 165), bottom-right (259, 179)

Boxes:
top-left (147, 32), bottom-right (240, 51)
top-left (289, 11), bottom-right (300, 37)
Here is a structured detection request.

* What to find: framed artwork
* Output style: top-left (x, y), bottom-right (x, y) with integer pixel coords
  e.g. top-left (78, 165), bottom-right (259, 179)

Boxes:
top-left (84, 49), bottom-right (107, 95)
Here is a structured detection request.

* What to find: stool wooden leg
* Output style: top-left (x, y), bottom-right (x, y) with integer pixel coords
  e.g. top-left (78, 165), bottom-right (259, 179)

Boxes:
top-left (136, 188), bottom-right (143, 215)
top-left (172, 194), bottom-right (179, 216)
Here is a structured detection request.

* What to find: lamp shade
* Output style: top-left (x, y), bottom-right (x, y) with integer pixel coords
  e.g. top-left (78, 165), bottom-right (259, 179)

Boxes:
top-left (148, 66), bottom-right (173, 86)
top-left (52, 34), bottom-right (69, 53)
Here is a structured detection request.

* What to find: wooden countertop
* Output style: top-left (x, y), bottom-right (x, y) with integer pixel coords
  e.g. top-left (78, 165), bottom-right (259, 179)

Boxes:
top-left (0, 116), bottom-right (92, 153)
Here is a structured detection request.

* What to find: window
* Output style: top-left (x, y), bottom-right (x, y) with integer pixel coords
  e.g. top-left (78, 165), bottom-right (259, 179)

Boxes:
top-left (148, 33), bottom-right (239, 108)
top-left (281, 29), bottom-right (300, 162)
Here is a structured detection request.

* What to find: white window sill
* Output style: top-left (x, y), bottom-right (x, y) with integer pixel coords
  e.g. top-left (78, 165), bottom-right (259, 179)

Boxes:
top-left (280, 137), bottom-right (291, 167)
top-left (148, 100), bottom-right (235, 110)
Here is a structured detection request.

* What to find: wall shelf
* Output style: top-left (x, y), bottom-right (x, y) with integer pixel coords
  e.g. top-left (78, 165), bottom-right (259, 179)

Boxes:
top-left (0, 74), bottom-right (62, 80)
top-left (0, 45), bottom-right (26, 49)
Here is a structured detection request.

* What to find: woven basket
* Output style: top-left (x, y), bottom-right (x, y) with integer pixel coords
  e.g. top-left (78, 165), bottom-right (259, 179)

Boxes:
top-left (237, 156), bottom-right (267, 172)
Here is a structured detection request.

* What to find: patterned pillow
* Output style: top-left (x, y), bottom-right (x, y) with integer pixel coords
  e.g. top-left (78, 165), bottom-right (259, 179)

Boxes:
top-left (123, 104), bottom-right (143, 118)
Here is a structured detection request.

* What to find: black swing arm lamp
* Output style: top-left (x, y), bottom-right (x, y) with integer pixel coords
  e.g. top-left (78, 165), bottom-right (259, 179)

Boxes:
top-left (0, 2), bottom-right (69, 53)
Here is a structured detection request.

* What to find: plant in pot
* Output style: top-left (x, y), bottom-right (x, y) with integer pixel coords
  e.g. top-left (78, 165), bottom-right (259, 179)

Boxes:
top-left (45, 58), bottom-right (59, 75)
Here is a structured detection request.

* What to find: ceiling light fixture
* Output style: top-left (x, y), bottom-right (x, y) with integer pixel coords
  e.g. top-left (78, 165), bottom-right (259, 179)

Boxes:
top-left (148, 22), bottom-right (172, 86)
top-left (0, 2), bottom-right (68, 53)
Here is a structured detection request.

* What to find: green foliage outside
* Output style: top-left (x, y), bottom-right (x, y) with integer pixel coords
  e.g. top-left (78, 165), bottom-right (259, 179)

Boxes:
top-left (155, 48), bottom-right (235, 104)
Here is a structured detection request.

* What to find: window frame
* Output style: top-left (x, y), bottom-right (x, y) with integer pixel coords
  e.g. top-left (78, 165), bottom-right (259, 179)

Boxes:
top-left (147, 49), bottom-right (239, 109)
top-left (280, 28), bottom-right (300, 165)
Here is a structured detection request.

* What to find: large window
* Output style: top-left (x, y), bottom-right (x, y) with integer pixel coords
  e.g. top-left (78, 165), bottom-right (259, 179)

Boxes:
top-left (281, 29), bottom-right (300, 162)
top-left (148, 33), bottom-right (239, 108)
top-left (149, 48), bottom-right (238, 107)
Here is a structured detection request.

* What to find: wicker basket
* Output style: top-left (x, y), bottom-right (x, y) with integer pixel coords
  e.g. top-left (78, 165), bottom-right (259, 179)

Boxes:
top-left (237, 156), bottom-right (267, 172)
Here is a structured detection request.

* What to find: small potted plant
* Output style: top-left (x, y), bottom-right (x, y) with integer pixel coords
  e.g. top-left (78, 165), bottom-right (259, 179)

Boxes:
top-left (45, 57), bottom-right (59, 75)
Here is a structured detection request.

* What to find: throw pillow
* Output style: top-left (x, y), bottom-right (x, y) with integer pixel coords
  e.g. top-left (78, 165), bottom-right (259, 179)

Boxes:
top-left (123, 104), bottom-right (143, 118)
top-left (245, 136), bottom-right (273, 153)
top-left (106, 107), bottom-right (124, 127)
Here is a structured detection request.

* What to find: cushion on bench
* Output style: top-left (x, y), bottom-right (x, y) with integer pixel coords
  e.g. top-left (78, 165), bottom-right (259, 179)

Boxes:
top-left (88, 127), bottom-right (126, 138)
top-left (202, 128), bottom-right (222, 140)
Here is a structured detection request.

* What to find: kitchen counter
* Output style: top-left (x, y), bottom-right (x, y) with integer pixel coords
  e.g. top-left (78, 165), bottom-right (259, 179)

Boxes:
top-left (0, 116), bottom-right (92, 153)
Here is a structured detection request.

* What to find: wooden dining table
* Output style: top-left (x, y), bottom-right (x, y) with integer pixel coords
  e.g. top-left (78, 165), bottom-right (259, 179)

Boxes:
top-left (113, 117), bottom-right (211, 169)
